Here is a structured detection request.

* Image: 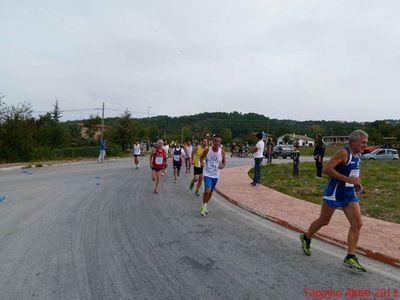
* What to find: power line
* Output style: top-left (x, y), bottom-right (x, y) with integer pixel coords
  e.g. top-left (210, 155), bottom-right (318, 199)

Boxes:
top-left (32, 107), bottom-right (157, 116)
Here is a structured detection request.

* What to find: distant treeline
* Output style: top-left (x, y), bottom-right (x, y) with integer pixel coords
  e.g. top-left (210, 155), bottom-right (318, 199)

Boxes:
top-left (1, 100), bottom-right (399, 162)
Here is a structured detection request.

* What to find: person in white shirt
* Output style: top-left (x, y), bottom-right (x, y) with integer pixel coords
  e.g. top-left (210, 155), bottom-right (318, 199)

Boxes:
top-left (162, 139), bottom-right (170, 175)
top-left (132, 141), bottom-right (142, 169)
top-left (250, 132), bottom-right (265, 186)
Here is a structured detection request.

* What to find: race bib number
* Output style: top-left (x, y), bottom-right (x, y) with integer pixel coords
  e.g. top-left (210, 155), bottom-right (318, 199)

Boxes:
top-left (346, 169), bottom-right (360, 187)
top-left (155, 156), bottom-right (164, 165)
top-left (173, 155), bottom-right (181, 161)
top-left (209, 163), bottom-right (219, 170)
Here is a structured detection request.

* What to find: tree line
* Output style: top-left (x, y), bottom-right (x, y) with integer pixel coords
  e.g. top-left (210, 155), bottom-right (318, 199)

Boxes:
top-left (1, 100), bottom-right (399, 163)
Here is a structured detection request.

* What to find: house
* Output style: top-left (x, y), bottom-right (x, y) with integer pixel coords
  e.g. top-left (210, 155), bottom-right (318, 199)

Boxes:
top-left (277, 133), bottom-right (315, 146)
top-left (322, 135), bottom-right (349, 145)
top-left (78, 123), bottom-right (112, 139)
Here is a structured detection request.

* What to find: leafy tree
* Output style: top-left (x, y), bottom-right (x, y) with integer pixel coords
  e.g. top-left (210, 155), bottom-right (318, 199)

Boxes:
top-left (110, 109), bottom-right (138, 150)
top-left (220, 128), bottom-right (232, 143)
top-left (0, 102), bottom-right (36, 162)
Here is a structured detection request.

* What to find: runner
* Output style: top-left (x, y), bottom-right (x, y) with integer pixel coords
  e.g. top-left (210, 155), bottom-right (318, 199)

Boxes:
top-left (172, 141), bottom-right (185, 183)
top-left (132, 141), bottom-right (142, 169)
top-left (300, 130), bottom-right (369, 272)
top-left (184, 140), bottom-right (193, 173)
top-left (162, 139), bottom-right (170, 175)
top-left (199, 134), bottom-right (226, 216)
top-left (150, 139), bottom-right (167, 194)
top-left (190, 137), bottom-right (208, 196)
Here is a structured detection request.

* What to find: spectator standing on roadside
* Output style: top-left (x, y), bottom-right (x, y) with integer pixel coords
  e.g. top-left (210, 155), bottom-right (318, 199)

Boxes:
top-left (266, 137), bottom-right (274, 163)
top-left (313, 134), bottom-right (325, 179)
top-left (292, 145), bottom-right (300, 176)
top-left (97, 138), bottom-right (107, 163)
top-left (250, 132), bottom-right (265, 186)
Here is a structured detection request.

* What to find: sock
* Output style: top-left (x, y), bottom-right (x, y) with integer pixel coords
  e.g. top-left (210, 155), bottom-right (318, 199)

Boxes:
top-left (303, 234), bottom-right (311, 245)
top-left (204, 203), bottom-right (207, 207)
top-left (346, 254), bottom-right (356, 259)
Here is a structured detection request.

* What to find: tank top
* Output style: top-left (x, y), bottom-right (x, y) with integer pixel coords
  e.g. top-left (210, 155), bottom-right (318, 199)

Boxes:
top-left (203, 147), bottom-right (223, 178)
top-left (133, 144), bottom-right (141, 155)
top-left (323, 147), bottom-right (360, 202)
top-left (152, 148), bottom-right (166, 168)
top-left (185, 145), bottom-right (193, 158)
top-left (193, 146), bottom-right (206, 168)
top-left (173, 147), bottom-right (183, 162)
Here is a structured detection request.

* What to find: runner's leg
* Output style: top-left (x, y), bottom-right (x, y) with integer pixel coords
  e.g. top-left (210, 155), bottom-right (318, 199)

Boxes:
top-left (305, 202), bottom-right (336, 239)
top-left (342, 202), bottom-right (363, 254)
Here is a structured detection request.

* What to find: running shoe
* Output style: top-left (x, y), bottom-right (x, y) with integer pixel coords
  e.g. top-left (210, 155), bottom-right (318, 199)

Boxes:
top-left (343, 256), bottom-right (367, 272)
top-left (195, 191), bottom-right (200, 196)
top-left (300, 234), bottom-right (311, 256)
top-left (173, 180), bottom-right (177, 183)
top-left (200, 205), bottom-right (208, 216)
top-left (189, 182), bottom-right (194, 190)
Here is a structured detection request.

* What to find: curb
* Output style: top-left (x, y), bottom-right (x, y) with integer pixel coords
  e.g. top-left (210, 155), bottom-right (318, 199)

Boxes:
top-left (216, 173), bottom-right (400, 268)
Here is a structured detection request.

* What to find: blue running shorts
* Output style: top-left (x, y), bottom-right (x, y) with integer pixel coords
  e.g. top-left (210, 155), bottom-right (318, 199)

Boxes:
top-left (204, 176), bottom-right (218, 191)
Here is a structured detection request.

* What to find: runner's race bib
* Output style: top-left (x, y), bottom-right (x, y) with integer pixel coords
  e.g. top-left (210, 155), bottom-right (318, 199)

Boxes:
top-left (155, 156), bottom-right (164, 165)
top-left (346, 169), bottom-right (360, 187)
top-left (174, 155), bottom-right (181, 161)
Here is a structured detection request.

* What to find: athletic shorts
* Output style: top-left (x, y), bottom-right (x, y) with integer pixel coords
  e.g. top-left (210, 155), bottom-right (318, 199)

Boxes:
top-left (133, 154), bottom-right (140, 157)
top-left (324, 197), bottom-right (359, 209)
top-left (152, 167), bottom-right (163, 172)
top-left (173, 161), bottom-right (182, 170)
top-left (193, 166), bottom-right (203, 175)
top-left (204, 176), bottom-right (218, 191)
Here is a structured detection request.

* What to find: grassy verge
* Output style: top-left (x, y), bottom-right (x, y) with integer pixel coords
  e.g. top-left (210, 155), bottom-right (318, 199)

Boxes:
top-left (249, 161), bottom-right (400, 224)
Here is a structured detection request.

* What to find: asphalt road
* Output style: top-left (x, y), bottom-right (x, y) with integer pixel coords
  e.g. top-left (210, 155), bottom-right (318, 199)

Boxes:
top-left (0, 157), bottom-right (399, 300)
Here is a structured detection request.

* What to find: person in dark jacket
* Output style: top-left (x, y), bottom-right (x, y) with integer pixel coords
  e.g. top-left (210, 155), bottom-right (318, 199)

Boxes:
top-left (313, 134), bottom-right (325, 178)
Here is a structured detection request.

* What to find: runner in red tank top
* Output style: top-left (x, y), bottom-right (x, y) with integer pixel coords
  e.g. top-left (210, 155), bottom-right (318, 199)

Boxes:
top-left (149, 139), bottom-right (167, 194)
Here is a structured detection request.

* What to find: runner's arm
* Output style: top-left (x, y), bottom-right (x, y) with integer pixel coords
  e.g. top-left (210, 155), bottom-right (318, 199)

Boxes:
top-left (199, 148), bottom-right (209, 168)
top-left (323, 149), bottom-right (361, 186)
top-left (220, 150), bottom-right (226, 169)
top-left (191, 146), bottom-right (197, 163)
top-left (149, 150), bottom-right (155, 168)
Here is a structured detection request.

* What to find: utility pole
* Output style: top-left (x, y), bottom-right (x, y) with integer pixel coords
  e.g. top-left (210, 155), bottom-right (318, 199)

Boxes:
top-left (181, 127), bottom-right (184, 144)
top-left (147, 106), bottom-right (151, 119)
top-left (101, 102), bottom-right (105, 140)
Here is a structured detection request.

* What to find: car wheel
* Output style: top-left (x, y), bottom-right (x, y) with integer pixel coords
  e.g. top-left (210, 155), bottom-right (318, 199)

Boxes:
top-left (282, 156), bottom-right (287, 159)
top-left (369, 158), bottom-right (375, 160)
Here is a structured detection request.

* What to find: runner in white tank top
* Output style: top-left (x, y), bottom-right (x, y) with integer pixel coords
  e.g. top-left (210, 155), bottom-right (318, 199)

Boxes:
top-left (132, 141), bottom-right (142, 169)
top-left (199, 134), bottom-right (226, 216)
top-left (184, 141), bottom-right (193, 173)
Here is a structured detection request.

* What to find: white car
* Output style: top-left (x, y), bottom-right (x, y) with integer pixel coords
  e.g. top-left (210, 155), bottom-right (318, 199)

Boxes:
top-left (361, 148), bottom-right (399, 160)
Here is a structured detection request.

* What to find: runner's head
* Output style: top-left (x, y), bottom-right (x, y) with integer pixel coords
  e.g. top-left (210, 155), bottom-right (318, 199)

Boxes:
top-left (348, 130), bottom-right (368, 154)
top-left (201, 138), bottom-right (208, 147)
top-left (176, 141), bottom-right (181, 148)
top-left (212, 134), bottom-right (222, 149)
top-left (157, 139), bottom-right (164, 149)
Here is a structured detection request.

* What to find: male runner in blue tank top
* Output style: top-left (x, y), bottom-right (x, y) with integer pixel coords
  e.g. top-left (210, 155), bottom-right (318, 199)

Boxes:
top-left (300, 130), bottom-right (368, 272)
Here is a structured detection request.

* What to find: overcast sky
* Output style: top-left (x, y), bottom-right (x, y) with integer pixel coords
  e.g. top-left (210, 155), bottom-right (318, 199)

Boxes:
top-left (1, 0), bottom-right (399, 122)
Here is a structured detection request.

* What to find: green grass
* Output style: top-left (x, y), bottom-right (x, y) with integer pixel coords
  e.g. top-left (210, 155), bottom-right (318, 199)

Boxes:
top-left (249, 160), bottom-right (400, 224)
top-left (299, 145), bottom-right (341, 157)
